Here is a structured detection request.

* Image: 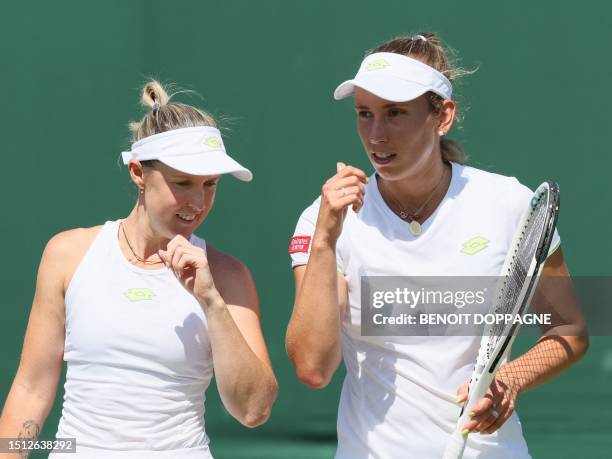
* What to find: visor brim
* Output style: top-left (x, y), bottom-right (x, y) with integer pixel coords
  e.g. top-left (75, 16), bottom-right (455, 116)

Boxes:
top-left (158, 151), bottom-right (253, 182)
top-left (334, 74), bottom-right (432, 103)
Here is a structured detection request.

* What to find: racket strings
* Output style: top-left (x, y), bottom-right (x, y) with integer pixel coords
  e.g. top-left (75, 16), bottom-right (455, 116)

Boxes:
top-left (482, 193), bottom-right (550, 361)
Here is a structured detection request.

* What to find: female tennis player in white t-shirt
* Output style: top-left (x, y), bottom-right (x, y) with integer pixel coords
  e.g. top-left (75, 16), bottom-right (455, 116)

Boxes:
top-left (286, 33), bottom-right (588, 458)
top-left (0, 81), bottom-right (277, 458)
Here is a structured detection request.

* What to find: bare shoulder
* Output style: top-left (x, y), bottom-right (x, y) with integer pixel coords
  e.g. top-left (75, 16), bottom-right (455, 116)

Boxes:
top-left (43, 225), bottom-right (105, 293)
top-left (206, 243), bottom-right (252, 281)
top-left (206, 244), bottom-right (257, 307)
top-left (46, 225), bottom-right (103, 252)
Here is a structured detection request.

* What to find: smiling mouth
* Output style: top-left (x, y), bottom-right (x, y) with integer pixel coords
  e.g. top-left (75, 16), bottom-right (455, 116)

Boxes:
top-left (176, 212), bottom-right (197, 222)
top-left (371, 152), bottom-right (397, 164)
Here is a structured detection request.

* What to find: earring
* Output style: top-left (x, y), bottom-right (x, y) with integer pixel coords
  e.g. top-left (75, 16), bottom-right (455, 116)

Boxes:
top-left (139, 188), bottom-right (144, 194)
top-left (439, 130), bottom-right (445, 136)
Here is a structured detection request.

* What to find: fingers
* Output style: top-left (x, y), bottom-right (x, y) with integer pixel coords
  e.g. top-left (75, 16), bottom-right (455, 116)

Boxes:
top-left (159, 235), bottom-right (202, 277)
top-left (481, 399), bottom-right (515, 434)
top-left (332, 163), bottom-right (368, 184)
top-left (322, 167), bottom-right (368, 213)
top-left (462, 382), bottom-right (513, 435)
top-left (456, 383), bottom-right (469, 405)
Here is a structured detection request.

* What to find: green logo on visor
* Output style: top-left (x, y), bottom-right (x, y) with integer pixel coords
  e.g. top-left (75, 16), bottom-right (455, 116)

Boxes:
top-left (366, 60), bottom-right (390, 71)
top-left (124, 288), bottom-right (156, 302)
top-left (461, 236), bottom-right (490, 256)
top-left (204, 136), bottom-right (223, 148)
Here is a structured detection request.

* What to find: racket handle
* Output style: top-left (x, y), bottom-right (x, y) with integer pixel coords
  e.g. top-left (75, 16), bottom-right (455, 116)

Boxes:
top-left (443, 370), bottom-right (494, 459)
top-left (442, 432), bottom-right (467, 459)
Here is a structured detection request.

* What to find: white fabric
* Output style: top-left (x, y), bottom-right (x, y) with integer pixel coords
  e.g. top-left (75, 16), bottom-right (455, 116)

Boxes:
top-left (334, 52), bottom-right (453, 103)
top-left (49, 220), bottom-right (214, 458)
top-left (290, 162), bottom-right (561, 459)
top-left (122, 126), bottom-right (252, 181)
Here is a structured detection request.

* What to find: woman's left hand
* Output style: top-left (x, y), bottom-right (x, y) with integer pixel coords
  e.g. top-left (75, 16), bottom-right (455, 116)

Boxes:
top-left (456, 374), bottom-right (521, 435)
top-left (158, 235), bottom-right (217, 306)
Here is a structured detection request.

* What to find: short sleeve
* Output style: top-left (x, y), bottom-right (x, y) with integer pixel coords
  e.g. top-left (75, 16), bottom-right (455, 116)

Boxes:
top-left (289, 197), bottom-right (321, 268)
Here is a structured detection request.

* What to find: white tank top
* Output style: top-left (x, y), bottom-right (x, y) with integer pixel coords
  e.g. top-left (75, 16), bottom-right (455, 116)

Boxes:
top-left (290, 162), bottom-right (561, 459)
top-left (50, 220), bottom-right (214, 458)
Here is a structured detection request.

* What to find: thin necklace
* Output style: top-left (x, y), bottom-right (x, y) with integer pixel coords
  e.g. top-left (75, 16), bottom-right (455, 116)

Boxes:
top-left (381, 165), bottom-right (449, 236)
top-left (120, 220), bottom-right (164, 265)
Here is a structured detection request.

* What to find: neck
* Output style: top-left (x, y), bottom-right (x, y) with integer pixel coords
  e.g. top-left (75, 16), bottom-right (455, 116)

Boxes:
top-left (120, 205), bottom-right (171, 263)
top-left (377, 159), bottom-right (451, 221)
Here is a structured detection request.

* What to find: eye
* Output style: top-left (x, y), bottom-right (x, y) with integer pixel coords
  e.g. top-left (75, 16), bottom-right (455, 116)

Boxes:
top-left (357, 110), bottom-right (372, 119)
top-left (204, 180), bottom-right (218, 188)
top-left (174, 181), bottom-right (191, 188)
top-left (388, 108), bottom-right (404, 117)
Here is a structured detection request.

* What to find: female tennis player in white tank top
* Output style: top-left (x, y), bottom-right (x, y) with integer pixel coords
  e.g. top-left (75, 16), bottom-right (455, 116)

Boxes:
top-left (286, 33), bottom-right (588, 458)
top-left (0, 81), bottom-right (277, 458)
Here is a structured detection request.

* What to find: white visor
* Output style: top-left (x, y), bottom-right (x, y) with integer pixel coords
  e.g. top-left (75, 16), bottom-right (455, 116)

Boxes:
top-left (122, 126), bottom-right (253, 181)
top-left (334, 52), bottom-right (452, 102)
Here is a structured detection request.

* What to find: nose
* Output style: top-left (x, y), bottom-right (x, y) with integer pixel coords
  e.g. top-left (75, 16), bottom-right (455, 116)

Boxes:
top-left (368, 117), bottom-right (387, 145)
top-left (188, 187), bottom-right (208, 212)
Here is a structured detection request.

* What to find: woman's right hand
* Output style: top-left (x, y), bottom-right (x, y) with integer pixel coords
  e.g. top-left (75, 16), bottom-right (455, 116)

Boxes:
top-left (315, 162), bottom-right (368, 244)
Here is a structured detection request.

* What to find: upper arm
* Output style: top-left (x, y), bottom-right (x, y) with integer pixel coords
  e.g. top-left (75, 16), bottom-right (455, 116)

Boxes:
top-left (14, 233), bottom-right (70, 401)
top-left (209, 250), bottom-right (273, 369)
top-left (532, 247), bottom-right (588, 338)
top-left (292, 265), bottom-right (348, 319)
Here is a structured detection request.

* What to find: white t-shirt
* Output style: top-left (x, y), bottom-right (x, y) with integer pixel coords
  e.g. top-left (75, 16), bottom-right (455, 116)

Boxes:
top-left (289, 162), bottom-right (560, 459)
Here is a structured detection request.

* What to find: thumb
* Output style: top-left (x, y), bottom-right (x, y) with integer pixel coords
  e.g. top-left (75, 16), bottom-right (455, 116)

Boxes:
top-left (456, 383), bottom-right (469, 405)
top-left (336, 162), bottom-right (347, 173)
top-left (158, 249), bottom-right (168, 266)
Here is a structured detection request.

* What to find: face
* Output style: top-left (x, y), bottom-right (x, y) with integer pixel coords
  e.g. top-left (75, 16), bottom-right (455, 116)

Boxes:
top-left (130, 161), bottom-right (220, 239)
top-left (354, 88), bottom-right (453, 181)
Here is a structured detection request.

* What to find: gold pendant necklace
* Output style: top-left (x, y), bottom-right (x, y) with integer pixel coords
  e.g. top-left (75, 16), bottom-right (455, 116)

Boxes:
top-left (381, 165), bottom-right (448, 237)
top-left (120, 221), bottom-right (164, 265)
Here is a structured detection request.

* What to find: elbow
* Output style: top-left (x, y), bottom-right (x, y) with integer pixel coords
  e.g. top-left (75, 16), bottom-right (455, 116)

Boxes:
top-left (286, 335), bottom-right (338, 389)
top-left (239, 379), bottom-right (278, 429)
top-left (295, 365), bottom-right (333, 389)
top-left (241, 409), bottom-right (272, 428)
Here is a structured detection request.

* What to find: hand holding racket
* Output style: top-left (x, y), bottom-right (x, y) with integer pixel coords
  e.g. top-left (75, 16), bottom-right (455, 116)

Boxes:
top-left (443, 181), bottom-right (560, 459)
top-left (455, 372), bottom-right (520, 435)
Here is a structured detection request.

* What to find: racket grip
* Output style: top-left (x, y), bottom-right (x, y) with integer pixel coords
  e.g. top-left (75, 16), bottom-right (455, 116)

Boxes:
top-left (442, 433), bottom-right (467, 459)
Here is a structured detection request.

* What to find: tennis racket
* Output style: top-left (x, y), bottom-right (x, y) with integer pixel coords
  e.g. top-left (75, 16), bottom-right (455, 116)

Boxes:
top-left (443, 181), bottom-right (560, 459)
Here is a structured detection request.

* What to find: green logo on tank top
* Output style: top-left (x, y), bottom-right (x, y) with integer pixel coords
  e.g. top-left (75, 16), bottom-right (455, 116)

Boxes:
top-left (124, 288), bottom-right (156, 302)
top-left (461, 236), bottom-right (490, 255)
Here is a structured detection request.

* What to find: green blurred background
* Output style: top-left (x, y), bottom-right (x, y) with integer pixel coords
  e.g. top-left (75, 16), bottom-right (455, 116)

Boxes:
top-left (1, 1), bottom-right (610, 458)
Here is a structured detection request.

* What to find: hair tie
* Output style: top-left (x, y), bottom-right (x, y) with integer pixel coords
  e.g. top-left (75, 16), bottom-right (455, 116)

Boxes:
top-left (414, 34), bottom-right (427, 42)
top-left (152, 102), bottom-right (161, 112)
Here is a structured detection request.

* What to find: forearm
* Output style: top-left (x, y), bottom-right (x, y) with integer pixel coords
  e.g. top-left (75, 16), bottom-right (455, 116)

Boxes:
top-left (286, 236), bottom-right (343, 386)
top-left (0, 383), bottom-right (54, 458)
top-left (201, 291), bottom-right (277, 428)
top-left (498, 332), bottom-right (589, 395)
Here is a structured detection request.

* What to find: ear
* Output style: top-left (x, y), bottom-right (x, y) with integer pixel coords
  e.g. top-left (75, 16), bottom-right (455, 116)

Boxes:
top-left (127, 160), bottom-right (146, 190)
top-left (437, 99), bottom-right (457, 135)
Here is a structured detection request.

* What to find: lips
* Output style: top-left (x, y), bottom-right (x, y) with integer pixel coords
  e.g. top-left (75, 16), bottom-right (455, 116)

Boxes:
top-left (371, 152), bottom-right (397, 165)
top-left (176, 212), bottom-right (198, 224)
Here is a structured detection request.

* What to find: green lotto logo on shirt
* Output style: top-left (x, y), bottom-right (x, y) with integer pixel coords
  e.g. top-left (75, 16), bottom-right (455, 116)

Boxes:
top-left (124, 288), bottom-right (156, 302)
top-left (461, 236), bottom-right (490, 255)
top-left (366, 60), bottom-right (389, 71)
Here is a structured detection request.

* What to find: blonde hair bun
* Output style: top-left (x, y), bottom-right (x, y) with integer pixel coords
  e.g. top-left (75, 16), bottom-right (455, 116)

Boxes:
top-left (142, 80), bottom-right (170, 109)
